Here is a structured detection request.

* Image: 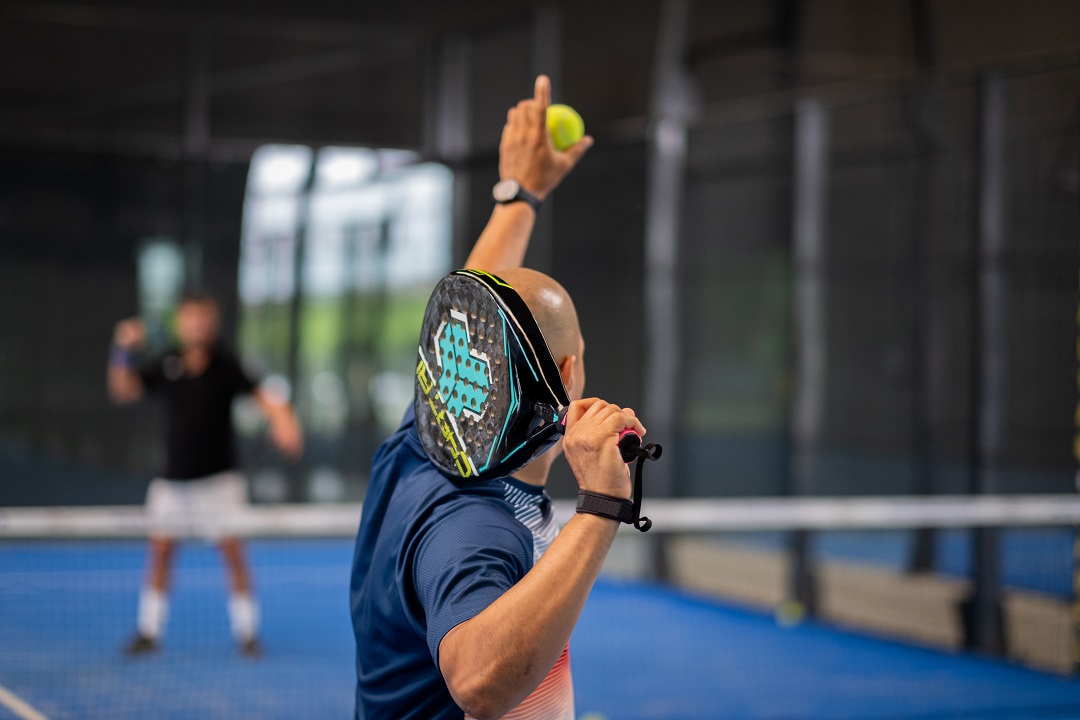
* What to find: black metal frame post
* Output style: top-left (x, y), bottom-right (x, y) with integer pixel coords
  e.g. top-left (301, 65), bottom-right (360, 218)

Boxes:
top-left (1073, 71), bottom-right (1080, 678)
top-left (284, 162), bottom-right (317, 502)
top-left (965, 70), bottom-right (1008, 656)
top-left (181, 30), bottom-right (210, 291)
top-left (789, 98), bottom-right (829, 616)
top-left (907, 0), bottom-right (941, 575)
top-left (643, 0), bottom-right (697, 582)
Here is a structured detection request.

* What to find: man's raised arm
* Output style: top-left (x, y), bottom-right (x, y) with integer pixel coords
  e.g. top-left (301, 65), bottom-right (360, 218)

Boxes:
top-left (463, 75), bottom-right (592, 273)
top-left (107, 318), bottom-right (146, 404)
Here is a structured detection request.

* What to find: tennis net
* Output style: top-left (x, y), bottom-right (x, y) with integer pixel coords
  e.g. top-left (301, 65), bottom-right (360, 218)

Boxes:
top-left (1, 495), bottom-right (1078, 720)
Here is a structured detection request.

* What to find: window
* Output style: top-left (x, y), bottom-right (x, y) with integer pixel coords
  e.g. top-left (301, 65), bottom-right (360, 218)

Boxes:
top-left (238, 145), bottom-right (453, 502)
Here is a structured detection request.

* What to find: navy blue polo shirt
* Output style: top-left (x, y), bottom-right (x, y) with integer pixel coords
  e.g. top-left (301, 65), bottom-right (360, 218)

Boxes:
top-left (350, 405), bottom-right (570, 720)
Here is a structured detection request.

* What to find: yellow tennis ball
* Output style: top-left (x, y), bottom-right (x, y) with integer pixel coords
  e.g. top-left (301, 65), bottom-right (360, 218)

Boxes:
top-left (546, 103), bottom-right (585, 151)
top-left (776, 599), bottom-right (806, 627)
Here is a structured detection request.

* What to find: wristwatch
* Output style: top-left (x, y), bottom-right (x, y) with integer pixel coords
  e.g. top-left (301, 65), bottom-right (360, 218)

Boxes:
top-left (492, 179), bottom-right (542, 213)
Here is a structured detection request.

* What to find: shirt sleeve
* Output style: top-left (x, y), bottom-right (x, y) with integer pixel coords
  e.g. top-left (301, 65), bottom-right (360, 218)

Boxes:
top-left (411, 498), bottom-right (533, 665)
top-left (223, 352), bottom-right (259, 396)
top-left (136, 356), bottom-right (165, 394)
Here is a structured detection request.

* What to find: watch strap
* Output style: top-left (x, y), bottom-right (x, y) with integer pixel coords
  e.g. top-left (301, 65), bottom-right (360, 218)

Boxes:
top-left (513, 186), bottom-right (543, 213)
top-left (576, 490), bottom-right (634, 524)
top-left (493, 180), bottom-right (543, 213)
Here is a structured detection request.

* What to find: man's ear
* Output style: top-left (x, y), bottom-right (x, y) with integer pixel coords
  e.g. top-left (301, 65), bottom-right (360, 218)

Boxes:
top-left (558, 355), bottom-right (576, 396)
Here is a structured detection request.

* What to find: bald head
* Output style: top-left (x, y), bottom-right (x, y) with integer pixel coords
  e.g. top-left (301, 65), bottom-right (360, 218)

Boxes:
top-left (499, 268), bottom-right (583, 367)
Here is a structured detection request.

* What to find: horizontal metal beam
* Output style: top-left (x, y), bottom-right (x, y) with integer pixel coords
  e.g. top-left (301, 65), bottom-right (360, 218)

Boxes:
top-left (5, 44), bottom-right (417, 128)
top-left (1, 1), bottom-right (415, 44)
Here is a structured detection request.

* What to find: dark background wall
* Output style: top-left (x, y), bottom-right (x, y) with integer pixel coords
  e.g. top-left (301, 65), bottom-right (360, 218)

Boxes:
top-left (0, 0), bottom-right (1077, 504)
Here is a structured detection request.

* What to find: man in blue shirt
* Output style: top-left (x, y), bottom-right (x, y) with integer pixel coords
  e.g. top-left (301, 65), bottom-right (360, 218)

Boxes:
top-left (351, 75), bottom-right (646, 719)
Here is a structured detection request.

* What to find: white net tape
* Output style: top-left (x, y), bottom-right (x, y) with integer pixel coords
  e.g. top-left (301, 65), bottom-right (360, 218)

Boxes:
top-left (2, 494), bottom-right (1079, 539)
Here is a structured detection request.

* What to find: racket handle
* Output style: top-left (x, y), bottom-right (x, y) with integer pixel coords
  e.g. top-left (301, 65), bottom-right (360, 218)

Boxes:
top-left (554, 409), bottom-right (641, 463)
top-left (618, 429), bottom-right (641, 463)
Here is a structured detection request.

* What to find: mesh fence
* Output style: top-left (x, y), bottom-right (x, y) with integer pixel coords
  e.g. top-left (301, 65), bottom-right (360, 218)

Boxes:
top-left (1, 497), bottom-right (1078, 719)
top-left (676, 60), bottom-right (1080, 499)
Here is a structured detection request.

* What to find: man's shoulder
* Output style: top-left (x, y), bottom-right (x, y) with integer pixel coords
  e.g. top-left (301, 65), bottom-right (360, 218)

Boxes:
top-left (369, 406), bottom-right (523, 534)
top-left (138, 348), bottom-right (181, 383)
top-left (390, 461), bottom-right (522, 540)
top-left (414, 479), bottom-right (536, 569)
top-left (209, 345), bottom-right (243, 370)
top-left (398, 460), bottom-right (512, 520)
top-left (370, 407), bottom-right (425, 483)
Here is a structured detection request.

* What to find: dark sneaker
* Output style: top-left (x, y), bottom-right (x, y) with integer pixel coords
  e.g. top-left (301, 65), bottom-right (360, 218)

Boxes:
top-left (124, 634), bottom-right (159, 656)
top-left (240, 638), bottom-right (263, 658)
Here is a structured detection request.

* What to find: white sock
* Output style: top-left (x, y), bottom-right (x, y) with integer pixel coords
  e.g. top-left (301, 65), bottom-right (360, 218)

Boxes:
top-left (228, 593), bottom-right (260, 642)
top-left (137, 588), bottom-right (168, 640)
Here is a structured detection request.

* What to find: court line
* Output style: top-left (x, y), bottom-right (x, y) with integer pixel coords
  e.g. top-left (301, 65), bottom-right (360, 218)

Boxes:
top-left (0, 684), bottom-right (49, 720)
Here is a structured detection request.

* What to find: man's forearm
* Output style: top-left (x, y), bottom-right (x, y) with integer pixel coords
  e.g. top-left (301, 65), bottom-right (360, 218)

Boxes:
top-left (462, 74), bottom-right (590, 275)
top-left (463, 202), bottom-right (537, 273)
top-left (439, 513), bottom-right (618, 720)
top-left (107, 365), bottom-right (143, 404)
top-left (257, 395), bottom-right (288, 426)
top-left (254, 389), bottom-right (303, 458)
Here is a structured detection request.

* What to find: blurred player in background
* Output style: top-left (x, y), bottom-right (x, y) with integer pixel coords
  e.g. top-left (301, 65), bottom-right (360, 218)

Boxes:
top-left (108, 290), bottom-right (302, 657)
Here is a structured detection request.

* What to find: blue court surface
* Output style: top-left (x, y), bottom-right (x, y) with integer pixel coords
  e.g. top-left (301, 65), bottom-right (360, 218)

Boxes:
top-left (1, 538), bottom-right (1078, 719)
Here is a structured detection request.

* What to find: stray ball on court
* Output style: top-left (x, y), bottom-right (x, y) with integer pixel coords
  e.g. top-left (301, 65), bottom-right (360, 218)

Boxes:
top-left (776, 599), bottom-right (806, 627)
top-left (547, 103), bottom-right (585, 151)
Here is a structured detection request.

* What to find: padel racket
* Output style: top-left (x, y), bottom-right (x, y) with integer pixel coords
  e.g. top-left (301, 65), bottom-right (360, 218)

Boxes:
top-left (414, 269), bottom-right (570, 481)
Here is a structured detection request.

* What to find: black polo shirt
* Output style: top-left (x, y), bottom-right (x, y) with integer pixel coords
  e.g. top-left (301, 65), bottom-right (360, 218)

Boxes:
top-left (138, 346), bottom-right (259, 480)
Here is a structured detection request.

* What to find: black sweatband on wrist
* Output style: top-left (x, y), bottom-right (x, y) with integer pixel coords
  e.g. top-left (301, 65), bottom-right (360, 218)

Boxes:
top-left (109, 345), bottom-right (138, 370)
top-left (575, 440), bottom-right (663, 533)
top-left (576, 490), bottom-right (634, 524)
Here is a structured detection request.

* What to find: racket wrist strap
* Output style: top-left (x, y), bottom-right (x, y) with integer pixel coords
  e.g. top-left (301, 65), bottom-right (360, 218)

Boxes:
top-left (576, 491), bottom-right (633, 524)
top-left (575, 440), bottom-right (664, 532)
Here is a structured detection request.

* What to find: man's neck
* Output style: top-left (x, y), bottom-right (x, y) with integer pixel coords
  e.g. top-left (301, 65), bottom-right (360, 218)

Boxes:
top-left (511, 453), bottom-right (555, 487)
top-left (180, 344), bottom-right (212, 376)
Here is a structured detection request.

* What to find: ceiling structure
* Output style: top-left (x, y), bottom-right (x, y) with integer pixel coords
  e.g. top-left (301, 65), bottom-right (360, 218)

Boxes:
top-left (1, 0), bottom-right (1076, 162)
top-left (0, 0), bottom-right (910, 162)
top-left (0, 0), bottom-right (553, 160)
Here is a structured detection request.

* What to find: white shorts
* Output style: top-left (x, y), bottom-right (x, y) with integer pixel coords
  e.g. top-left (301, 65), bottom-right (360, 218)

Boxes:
top-left (145, 471), bottom-right (249, 541)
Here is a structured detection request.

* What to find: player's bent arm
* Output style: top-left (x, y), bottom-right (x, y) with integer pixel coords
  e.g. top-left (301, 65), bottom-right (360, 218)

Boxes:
top-left (108, 318), bottom-right (147, 404)
top-left (107, 366), bottom-right (144, 404)
top-left (438, 512), bottom-right (618, 720)
top-left (253, 388), bottom-right (303, 459)
top-left (439, 398), bottom-right (640, 719)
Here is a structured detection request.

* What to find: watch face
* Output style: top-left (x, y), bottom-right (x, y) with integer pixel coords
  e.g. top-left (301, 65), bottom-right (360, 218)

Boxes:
top-left (492, 179), bottom-right (520, 203)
